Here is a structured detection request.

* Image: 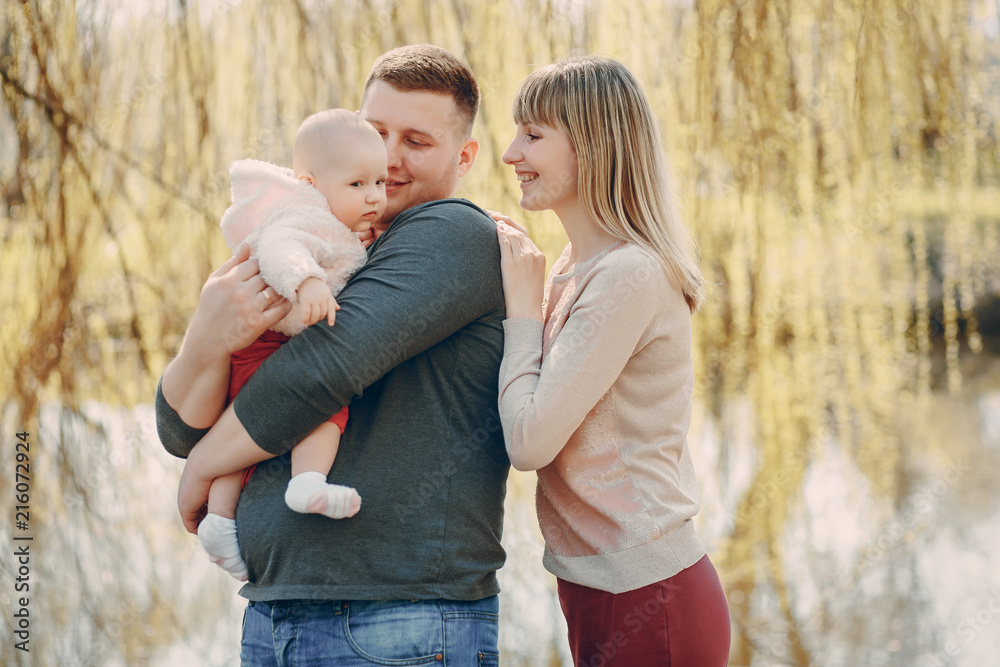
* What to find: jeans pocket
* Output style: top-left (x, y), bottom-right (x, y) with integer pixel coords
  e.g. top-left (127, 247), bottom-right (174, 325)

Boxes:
top-left (442, 601), bottom-right (500, 667)
top-left (344, 600), bottom-right (444, 665)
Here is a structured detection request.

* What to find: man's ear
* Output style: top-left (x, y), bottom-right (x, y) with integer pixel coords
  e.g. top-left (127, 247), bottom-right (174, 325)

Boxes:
top-left (456, 137), bottom-right (480, 178)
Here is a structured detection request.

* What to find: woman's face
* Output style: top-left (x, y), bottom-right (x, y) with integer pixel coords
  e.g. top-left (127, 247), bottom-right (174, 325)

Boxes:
top-left (501, 121), bottom-right (579, 214)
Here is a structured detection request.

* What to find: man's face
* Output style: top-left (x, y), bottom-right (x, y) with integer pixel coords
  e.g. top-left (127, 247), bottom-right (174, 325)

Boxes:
top-left (360, 81), bottom-right (478, 233)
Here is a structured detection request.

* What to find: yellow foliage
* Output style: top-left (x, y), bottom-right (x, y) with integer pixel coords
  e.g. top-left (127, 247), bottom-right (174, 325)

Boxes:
top-left (1, 0), bottom-right (998, 664)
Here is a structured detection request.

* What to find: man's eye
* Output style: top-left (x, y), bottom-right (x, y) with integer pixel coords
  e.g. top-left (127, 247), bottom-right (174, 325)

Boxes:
top-left (407, 138), bottom-right (427, 147)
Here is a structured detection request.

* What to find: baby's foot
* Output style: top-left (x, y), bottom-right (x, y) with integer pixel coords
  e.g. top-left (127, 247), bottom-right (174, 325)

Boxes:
top-left (197, 513), bottom-right (249, 581)
top-left (285, 471), bottom-right (362, 519)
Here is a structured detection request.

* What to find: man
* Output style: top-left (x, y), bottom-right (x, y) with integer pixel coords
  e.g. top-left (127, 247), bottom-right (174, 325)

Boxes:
top-left (156, 45), bottom-right (508, 665)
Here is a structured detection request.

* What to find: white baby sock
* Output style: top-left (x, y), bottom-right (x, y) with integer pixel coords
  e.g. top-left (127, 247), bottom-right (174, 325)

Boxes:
top-left (197, 513), bottom-right (249, 582)
top-left (285, 471), bottom-right (361, 519)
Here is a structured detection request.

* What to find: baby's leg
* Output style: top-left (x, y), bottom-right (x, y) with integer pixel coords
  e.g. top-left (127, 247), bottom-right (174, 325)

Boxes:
top-left (284, 422), bottom-right (361, 519)
top-left (197, 471), bottom-right (249, 581)
top-left (291, 422), bottom-right (341, 477)
top-left (207, 470), bottom-right (244, 519)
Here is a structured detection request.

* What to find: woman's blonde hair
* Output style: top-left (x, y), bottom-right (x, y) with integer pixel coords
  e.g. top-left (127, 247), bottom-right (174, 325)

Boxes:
top-left (513, 54), bottom-right (703, 312)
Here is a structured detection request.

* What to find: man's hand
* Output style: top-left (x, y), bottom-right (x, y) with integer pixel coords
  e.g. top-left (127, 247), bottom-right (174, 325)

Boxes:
top-left (161, 244), bottom-right (294, 431)
top-left (191, 244), bottom-right (294, 357)
top-left (298, 277), bottom-right (340, 326)
top-left (177, 455), bottom-right (213, 534)
top-left (175, 405), bottom-right (277, 533)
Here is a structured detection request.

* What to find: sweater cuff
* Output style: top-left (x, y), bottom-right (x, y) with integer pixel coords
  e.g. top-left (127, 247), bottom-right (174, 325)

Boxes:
top-left (501, 317), bottom-right (543, 353)
top-left (155, 377), bottom-right (210, 459)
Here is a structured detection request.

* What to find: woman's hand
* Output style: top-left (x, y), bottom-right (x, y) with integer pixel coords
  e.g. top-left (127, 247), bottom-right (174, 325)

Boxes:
top-left (491, 211), bottom-right (546, 321)
top-left (486, 209), bottom-right (529, 235)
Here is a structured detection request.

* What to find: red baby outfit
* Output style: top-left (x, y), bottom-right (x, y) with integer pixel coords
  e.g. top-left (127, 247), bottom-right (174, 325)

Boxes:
top-left (230, 330), bottom-right (349, 488)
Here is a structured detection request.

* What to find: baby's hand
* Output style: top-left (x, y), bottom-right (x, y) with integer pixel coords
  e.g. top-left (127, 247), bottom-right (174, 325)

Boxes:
top-left (297, 277), bottom-right (340, 326)
top-left (357, 227), bottom-right (376, 248)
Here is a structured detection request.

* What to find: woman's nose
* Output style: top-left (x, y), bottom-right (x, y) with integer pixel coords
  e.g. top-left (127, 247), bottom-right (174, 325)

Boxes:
top-left (501, 138), bottom-right (520, 165)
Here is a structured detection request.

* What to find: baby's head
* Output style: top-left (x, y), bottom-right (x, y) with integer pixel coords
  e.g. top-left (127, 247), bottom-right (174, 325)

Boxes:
top-left (293, 109), bottom-right (388, 232)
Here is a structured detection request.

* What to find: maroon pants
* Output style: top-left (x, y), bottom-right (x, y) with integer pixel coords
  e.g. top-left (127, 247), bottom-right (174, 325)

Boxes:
top-left (557, 555), bottom-right (731, 667)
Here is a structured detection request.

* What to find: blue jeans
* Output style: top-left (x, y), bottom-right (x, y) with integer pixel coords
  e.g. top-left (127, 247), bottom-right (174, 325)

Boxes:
top-left (240, 597), bottom-right (501, 666)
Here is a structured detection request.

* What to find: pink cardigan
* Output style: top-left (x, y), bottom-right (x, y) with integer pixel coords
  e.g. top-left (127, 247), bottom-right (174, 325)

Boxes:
top-left (220, 159), bottom-right (366, 337)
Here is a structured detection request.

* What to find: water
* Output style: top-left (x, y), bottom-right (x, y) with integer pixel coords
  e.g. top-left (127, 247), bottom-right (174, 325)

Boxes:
top-left (689, 387), bottom-right (1000, 667)
top-left (7, 385), bottom-right (999, 666)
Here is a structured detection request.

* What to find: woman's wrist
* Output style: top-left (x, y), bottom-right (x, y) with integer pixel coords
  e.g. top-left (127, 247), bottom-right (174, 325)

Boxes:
top-left (504, 293), bottom-right (544, 321)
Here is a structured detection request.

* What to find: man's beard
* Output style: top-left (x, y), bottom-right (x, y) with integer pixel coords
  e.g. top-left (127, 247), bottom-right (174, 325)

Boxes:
top-left (373, 183), bottom-right (457, 236)
top-left (372, 200), bottom-right (406, 236)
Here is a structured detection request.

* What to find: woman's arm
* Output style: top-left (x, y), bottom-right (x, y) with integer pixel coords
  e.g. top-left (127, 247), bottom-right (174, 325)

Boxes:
top-left (497, 234), bottom-right (662, 471)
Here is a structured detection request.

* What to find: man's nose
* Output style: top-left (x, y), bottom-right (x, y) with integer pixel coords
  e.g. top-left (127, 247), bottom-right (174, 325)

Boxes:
top-left (384, 136), bottom-right (403, 169)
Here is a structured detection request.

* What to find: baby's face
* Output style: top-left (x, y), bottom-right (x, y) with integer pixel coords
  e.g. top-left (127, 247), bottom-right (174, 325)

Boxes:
top-left (311, 134), bottom-right (388, 233)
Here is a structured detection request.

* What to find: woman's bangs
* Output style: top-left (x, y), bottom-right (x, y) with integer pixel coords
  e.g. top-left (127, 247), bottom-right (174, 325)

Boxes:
top-left (512, 69), bottom-right (567, 129)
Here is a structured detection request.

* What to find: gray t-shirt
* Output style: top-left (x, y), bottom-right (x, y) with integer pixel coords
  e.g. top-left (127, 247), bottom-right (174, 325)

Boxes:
top-left (156, 198), bottom-right (509, 601)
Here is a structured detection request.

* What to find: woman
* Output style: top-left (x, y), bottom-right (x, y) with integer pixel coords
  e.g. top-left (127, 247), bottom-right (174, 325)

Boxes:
top-left (494, 55), bottom-right (731, 665)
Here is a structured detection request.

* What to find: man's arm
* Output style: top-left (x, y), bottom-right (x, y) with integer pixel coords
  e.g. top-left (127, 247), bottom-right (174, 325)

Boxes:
top-left (177, 403), bottom-right (276, 533)
top-left (235, 200), bottom-right (503, 453)
top-left (156, 244), bottom-right (292, 458)
top-left (175, 201), bottom-right (503, 530)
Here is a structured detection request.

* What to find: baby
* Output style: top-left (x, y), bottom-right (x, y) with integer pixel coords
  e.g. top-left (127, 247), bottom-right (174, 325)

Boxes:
top-left (195, 109), bottom-right (387, 581)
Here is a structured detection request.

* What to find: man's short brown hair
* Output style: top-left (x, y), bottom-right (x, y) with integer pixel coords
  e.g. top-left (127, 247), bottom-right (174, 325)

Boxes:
top-left (363, 44), bottom-right (480, 137)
